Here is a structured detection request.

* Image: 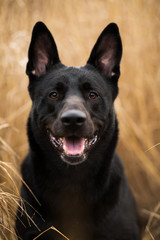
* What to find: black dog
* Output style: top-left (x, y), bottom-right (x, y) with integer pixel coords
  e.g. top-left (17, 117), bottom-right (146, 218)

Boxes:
top-left (16, 22), bottom-right (141, 240)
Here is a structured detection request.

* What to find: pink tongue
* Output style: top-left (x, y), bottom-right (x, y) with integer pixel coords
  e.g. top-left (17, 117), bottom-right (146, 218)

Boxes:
top-left (63, 137), bottom-right (85, 155)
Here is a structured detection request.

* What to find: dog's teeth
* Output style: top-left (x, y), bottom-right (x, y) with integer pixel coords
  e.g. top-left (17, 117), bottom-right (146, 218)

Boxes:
top-left (87, 135), bottom-right (98, 146)
top-left (92, 135), bottom-right (97, 144)
top-left (85, 139), bottom-right (89, 147)
top-left (58, 138), bottom-right (63, 147)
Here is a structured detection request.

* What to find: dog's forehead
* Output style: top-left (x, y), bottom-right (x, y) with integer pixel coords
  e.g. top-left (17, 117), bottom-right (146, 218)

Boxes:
top-left (45, 65), bottom-right (107, 89)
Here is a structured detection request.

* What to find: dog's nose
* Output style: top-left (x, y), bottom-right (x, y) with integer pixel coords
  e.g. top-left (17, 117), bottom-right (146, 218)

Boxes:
top-left (61, 110), bottom-right (86, 127)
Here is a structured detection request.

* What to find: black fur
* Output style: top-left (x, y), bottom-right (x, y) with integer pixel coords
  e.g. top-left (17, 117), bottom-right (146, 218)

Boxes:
top-left (16, 22), bottom-right (141, 240)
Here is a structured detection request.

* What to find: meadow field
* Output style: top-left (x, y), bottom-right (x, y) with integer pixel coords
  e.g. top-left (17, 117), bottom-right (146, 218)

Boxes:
top-left (0, 0), bottom-right (160, 239)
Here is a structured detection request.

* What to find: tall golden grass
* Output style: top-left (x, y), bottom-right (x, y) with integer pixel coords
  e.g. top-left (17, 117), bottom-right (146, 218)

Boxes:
top-left (0, 0), bottom-right (160, 239)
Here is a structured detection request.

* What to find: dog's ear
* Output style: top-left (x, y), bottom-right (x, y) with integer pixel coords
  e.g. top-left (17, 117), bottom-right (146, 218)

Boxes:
top-left (87, 23), bottom-right (122, 81)
top-left (26, 22), bottom-right (60, 77)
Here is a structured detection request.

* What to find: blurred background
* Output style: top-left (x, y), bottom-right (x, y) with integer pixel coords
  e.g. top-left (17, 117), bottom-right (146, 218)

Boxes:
top-left (0, 0), bottom-right (160, 239)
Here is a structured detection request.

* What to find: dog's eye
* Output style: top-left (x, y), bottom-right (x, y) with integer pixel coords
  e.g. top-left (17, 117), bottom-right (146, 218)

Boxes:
top-left (89, 91), bottom-right (99, 100)
top-left (49, 91), bottom-right (58, 99)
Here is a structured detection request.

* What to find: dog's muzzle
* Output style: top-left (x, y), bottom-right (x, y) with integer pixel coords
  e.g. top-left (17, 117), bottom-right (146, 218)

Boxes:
top-left (47, 109), bottom-right (98, 165)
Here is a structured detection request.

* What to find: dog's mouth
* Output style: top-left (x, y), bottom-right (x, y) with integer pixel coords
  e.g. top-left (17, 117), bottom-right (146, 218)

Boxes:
top-left (47, 130), bottom-right (98, 165)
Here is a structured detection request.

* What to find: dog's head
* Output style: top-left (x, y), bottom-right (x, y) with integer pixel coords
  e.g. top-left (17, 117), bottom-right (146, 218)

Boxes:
top-left (26, 22), bottom-right (122, 165)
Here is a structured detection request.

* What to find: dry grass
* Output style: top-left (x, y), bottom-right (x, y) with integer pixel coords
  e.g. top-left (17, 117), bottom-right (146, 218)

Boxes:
top-left (0, 0), bottom-right (160, 239)
top-left (0, 161), bottom-right (20, 240)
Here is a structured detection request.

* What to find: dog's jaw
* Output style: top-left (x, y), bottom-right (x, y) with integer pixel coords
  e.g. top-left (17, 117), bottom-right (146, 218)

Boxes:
top-left (61, 151), bottom-right (87, 166)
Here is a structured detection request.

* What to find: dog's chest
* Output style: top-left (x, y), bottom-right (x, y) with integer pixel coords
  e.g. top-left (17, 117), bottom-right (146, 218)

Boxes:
top-left (45, 184), bottom-right (93, 240)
